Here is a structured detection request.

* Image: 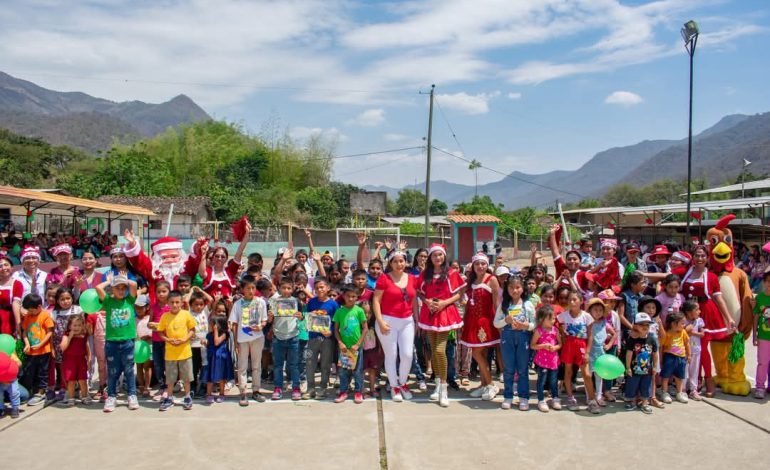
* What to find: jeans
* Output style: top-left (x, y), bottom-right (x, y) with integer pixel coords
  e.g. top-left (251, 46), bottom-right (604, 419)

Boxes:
top-left (22, 354), bottom-right (49, 394)
top-left (299, 339), bottom-right (308, 381)
top-left (536, 367), bottom-right (558, 402)
top-left (105, 340), bottom-right (137, 398)
top-left (501, 328), bottom-right (531, 400)
top-left (306, 336), bottom-right (334, 390)
top-left (339, 348), bottom-right (364, 393)
top-left (624, 374), bottom-right (652, 400)
top-left (152, 340), bottom-right (166, 391)
top-left (0, 380), bottom-right (21, 408)
top-left (272, 336), bottom-right (300, 390)
top-left (410, 347), bottom-right (426, 381)
top-left (446, 338), bottom-right (457, 383)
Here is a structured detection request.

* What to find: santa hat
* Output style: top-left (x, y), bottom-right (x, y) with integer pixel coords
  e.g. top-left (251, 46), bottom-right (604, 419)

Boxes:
top-left (471, 252), bottom-right (488, 264)
top-left (51, 244), bottom-right (72, 257)
top-left (428, 243), bottom-right (447, 256)
top-left (151, 237), bottom-right (183, 255)
top-left (599, 238), bottom-right (618, 250)
top-left (20, 245), bottom-right (41, 261)
top-left (110, 246), bottom-right (125, 256)
top-left (671, 251), bottom-right (692, 265)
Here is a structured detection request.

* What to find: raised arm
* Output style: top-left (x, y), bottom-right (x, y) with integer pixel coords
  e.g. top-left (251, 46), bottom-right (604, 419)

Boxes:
top-left (305, 229), bottom-right (316, 254)
top-left (198, 243), bottom-right (209, 280)
top-left (548, 224), bottom-right (561, 259)
top-left (312, 250), bottom-right (327, 278)
top-left (356, 232), bottom-right (367, 268)
top-left (233, 221), bottom-right (252, 264)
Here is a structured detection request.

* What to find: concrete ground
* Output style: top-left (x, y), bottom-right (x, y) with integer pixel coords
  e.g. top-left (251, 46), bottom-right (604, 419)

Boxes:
top-left (1, 341), bottom-right (767, 470)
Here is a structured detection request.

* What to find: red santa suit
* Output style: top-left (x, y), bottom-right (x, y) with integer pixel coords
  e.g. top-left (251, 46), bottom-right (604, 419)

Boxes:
top-left (201, 259), bottom-right (241, 300)
top-left (124, 237), bottom-right (202, 304)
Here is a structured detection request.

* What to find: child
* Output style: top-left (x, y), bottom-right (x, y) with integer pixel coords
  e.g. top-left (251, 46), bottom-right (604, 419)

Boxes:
top-left (60, 315), bottom-right (91, 406)
top-left (656, 274), bottom-right (685, 324)
top-left (333, 284), bottom-right (368, 404)
top-left (305, 277), bottom-right (337, 399)
top-left (86, 297), bottom-right (107, 401)
top-left (683, 300), bottom-right (705, 400)
top-left (493, 276), bottom-right (536, 411)
top-left (257, 278), bottom-right (276, 386)
top-left (45, 283), bottom-right (60, 312)
top-left (0, 352), bottom-right (21, 418)
top-left (639, 296), bottom-right (665, 408)
top-left (177, 275), bottom-right (193, 308)
top-left (659, 311), bottom-right (691, 404)
top-left (51, 287), bottom-right (83, 401)
top-left (624, 312), bottom-right (658, 414)
top-left (586, 298), bottom-right (616, 408)
top-left (228, 275), bottom-right (268, 406)
top-left (269, 277), bottom-right (303, 401)
top-left (21, 293), bottom-right (54, 406)
top-left (530, 304), bottom-right (562, 412)
top-left (134, 295), bottom-right (153, 398)
top-left (752, 271), bottom-right (770, 399)
top-left (205, 315), bottom-right (234, 404)
top-left (556, 290), bottom-right (600, 414)
top-left (597, 289), bottom-right (622, 402)
top-left (148, 280), bottom-right (171, 401)
top-left (189, 291), bottom-right (210, 397)
top-left (156, 290), bottom-right (196, 411)
top-left (363, 300), bottom-right (384, 398)
top-left (619, 271), bottom-right (646, 340)
top-left (95, 275), bottom-right (139, 412)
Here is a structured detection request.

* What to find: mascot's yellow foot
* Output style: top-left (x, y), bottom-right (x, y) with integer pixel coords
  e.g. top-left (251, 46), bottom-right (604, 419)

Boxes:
top-left (714, 376), bottom-right (727, 388)
top-left (719, 380), bottom-right (751, 396)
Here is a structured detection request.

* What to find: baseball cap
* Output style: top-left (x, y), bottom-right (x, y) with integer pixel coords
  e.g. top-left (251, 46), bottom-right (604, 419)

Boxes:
top-left (111, 274), bottom-right (129, 287)
top-left (634, 312), bottom-right (653, 324)
top-left (625, 242), bottom-right (640, 253)
top-left (494, 266), bottom-right (510, 277)
top-left (134, 295), bottom-right (149, 307)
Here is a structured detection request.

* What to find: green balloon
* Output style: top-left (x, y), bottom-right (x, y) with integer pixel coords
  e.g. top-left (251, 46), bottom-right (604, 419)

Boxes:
top-left (79, 288), bottom-right (102, 314)
top-left (594, 353), bottom-right (625, 380)
top-left (134, 340), bottom-right (151, 364)
top-left (0, 334), bottom-right (15, 355)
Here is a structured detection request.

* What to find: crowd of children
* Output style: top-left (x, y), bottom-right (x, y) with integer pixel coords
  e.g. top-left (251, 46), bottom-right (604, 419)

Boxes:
top-left (2, 224), bottom-right (769, 420)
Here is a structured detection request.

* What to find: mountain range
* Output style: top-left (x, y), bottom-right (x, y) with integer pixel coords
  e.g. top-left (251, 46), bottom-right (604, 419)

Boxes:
top-left (0, 71), bottom-right (210, 153)
top-left (367, 112), bottom-right (770, 209)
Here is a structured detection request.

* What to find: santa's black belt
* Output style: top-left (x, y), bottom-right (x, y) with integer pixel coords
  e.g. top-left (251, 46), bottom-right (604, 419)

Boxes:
top-left (687, 295), bottom-right (709, 302)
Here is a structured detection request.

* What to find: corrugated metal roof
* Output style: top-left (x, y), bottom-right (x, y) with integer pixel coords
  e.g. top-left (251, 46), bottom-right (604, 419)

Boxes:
top-left (556, 196), bottom-right (770, 216)
top-left (446, 214), bottom-right (501, 223)
top-left (0, 185), bottom-right (155, 216)
top-left (686, 178), bottom-right (770, 196)
top-left (381, 216), bottom-right (450, 225)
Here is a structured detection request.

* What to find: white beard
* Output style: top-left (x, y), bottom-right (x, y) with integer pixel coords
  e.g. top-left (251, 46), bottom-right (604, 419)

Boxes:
top-left (152, 251), bottom-right (188, 284)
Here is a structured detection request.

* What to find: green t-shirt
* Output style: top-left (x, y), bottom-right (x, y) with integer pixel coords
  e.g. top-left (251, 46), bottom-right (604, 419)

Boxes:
top-left (103, 294), bottom-right (137, 341)
top-left (753, 292), bottom-right (770, 341)
top-left (298, 305), bottom-right (309, 341)
top-left (333, 305), bottom-right (366, 348)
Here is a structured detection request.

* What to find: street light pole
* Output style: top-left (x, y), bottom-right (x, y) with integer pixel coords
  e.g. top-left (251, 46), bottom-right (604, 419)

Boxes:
top-left (682, 20), bottom-right (699, 245)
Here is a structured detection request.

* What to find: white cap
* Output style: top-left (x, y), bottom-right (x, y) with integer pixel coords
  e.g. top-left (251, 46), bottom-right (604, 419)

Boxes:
top-left (495, 266), bottom-right (510, 277)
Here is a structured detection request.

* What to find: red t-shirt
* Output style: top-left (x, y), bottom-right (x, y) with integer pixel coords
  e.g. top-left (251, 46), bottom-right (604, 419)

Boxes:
top-left (375, 274), bottom-right (417, 319)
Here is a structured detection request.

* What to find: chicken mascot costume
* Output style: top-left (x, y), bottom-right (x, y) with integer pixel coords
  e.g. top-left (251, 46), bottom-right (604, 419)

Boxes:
top-left (706, 214), bottom-right (752, 396)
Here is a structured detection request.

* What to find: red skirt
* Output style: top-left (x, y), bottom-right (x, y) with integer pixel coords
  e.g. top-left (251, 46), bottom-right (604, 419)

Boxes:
top-left (699, 299), bottom-right (729, 341)
top-left (459, 311), bottom-right (499, 347)
top-left (417, 304), bottom-right (464, 332)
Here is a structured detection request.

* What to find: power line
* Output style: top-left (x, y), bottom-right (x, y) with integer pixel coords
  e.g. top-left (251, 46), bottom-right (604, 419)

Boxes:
top-left (303, 146), bottom-right (424, 162)
top-left (334, 148), bottom-right (423, 177)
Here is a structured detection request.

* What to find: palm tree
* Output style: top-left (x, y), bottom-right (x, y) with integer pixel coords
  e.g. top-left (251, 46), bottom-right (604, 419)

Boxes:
top-left (469, 159), bottom-right (482, 196)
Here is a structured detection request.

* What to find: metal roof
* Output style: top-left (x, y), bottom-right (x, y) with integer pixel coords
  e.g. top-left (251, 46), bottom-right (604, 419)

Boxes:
top-left (685, 178), bottom-right (770, 196)
top-left (0, 186), bottom-right (156, 217)
top-left (557, 196), bottom-right (770, 216)
top-left (381, 216), bottom-right (450, 225)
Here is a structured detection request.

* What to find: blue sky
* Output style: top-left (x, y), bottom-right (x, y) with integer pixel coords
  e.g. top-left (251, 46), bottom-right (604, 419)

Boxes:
top-left (1, 0), bottom-right (768, 187)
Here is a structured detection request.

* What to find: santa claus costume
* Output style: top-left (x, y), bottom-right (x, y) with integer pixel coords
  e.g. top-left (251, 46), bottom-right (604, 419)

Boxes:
top-left (0, 254), bottom-right (23, 336)
top-left (200, 247), bottom-right (240, 300)
top-left (417, 263), bottom-right (465, 333)
top-left (460, 256), bottom-right (499, 348)
top-left (125, 236), bottom-right (202, 304)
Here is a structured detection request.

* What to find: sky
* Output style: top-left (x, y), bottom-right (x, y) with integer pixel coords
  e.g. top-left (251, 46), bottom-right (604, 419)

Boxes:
top-left (1, 0), bottom-right (768, 189)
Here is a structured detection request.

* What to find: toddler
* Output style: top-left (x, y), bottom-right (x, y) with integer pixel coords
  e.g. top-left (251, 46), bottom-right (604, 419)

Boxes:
top-left (530, 305), bottom-right (562, 412)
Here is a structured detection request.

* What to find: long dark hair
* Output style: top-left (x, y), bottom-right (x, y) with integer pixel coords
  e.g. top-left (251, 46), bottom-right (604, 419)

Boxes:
top-left (423, 251), bottom-right (448, 285)
top-left (466, 261), bottom-right (493, 289)
top-left (212, 315), bottom-right (229, 339)
top-left (412, 248), bottom-right (428, 271)
top-left (501, 275), bottom-right (529, 312)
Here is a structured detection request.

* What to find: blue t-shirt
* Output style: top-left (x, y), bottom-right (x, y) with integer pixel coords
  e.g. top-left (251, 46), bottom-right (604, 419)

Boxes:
top-left (306, 297), bottom-right (339, 339)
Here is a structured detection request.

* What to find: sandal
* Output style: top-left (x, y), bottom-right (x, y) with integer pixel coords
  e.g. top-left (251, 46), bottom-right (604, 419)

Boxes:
top-left (650, 397), bottom-right (665, 409)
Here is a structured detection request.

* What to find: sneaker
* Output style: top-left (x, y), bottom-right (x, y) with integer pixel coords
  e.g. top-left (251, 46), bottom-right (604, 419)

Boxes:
top-left (271, 388), bottom-right (282, 401)
top-left (45, 390), bottom-right (55, 402)
top-left (127, 395), bottom-right (139, 410)
top-left (206, 395), bottom-right (215, 405)
top-left (689, 390), bottom-right (703, 401)
top-left (9, 407), bottom-right (19, 419)
top-left (429, 379), bottom-right (440, 401)
top-left (215, 395), bottom-right (225, 404)
top-left (418, 380), bottom-right (427, 391)
top-left (103, 396), bottom-right (117, 413)
top-left (253, 392), bottom-right (266, 403)
top-left (596, 396), bottom-right (607, 407)
top-left (676, 392), bottom-right (689, 404)
top-left (587, 400), bottom-right (601, 414)
top-left (316, 388), bottom-right (327, 400)
top-left (400, 384), bottom-right (413, 400)
top-left (565, 395), bottom-right (579, 411)
top-left (481, 385), bottom-right (497, 401)
top-left (301, 392), bottom-right (311, 400)
top-left (292, 388), bottom-right (301, 401)
top-left (354, 392), bottom-right (364, 404)
top-left (501, 398), bottom-right (513, 410)
top-left (624, 401), bottom-right (637, 411)
top-left (334, 392), bottom-right (348, 403)
top-left (183, 396), bottom-right (193, 410)
top-left (650, 397), bottom-right (665, 409)
top-left (240, 394), bottom-right (250, 407)
top-left (603, 391), bottom-right (616, 402)
top-left (534, 400), bottom-right (548, 412)
top-left (753, 388), bottom-right (766, 400)
top-left (56, 390), bottom-right (66, 401)
top-left (640, 403), bottom-right (653, 414)
top-left (469, 386), bottom-right (485, 398)
top-left (519, 400), bottom-right (530, 411)
top-left (159, 397), bottom-right (174, 412)
top-left (391, 387), bottom-right (403, 403)
top-left (64, 398), bottom-right (76, 407)
top-left (27, 394), bottom-right (45, 407)
top-left (549, 398), bottom-right (562, 411)
top-left (101, 390), bottom-right (108, 403)
top-left (661, 392), bottom-right (673, 404)
top-left (448, 380), bottom-right (460, 391)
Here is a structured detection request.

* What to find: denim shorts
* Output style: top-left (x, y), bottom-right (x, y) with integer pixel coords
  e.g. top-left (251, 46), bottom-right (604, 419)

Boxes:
top-left (660, 353), bottom-right (687, 379)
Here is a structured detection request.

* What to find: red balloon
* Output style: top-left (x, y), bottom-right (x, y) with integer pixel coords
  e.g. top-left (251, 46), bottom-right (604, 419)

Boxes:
top-left (0, 352), bottom-right (19, 382)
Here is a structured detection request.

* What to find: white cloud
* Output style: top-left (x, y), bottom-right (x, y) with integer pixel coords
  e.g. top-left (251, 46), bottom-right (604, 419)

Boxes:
top-left (436, 91), bottom-right (500, 115)
top-left (604, 91), bottom-right (644, 106)
top-left (289, 126), bottom-right (349, 143)
top-left (507, 92), bottom-right (522, 100)
top-left (346, 108), bottom-right (386, 127)
top-left (383, 133), bottom-right (408, 141)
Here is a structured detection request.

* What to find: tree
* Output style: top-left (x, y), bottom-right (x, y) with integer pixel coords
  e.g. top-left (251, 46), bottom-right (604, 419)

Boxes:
top-left (399, 221), bottom-right (434, 236)
top-left (430, 199), bottom-right (448, 216)
top-left (453, 195), bottom-right (503, 215)
top-left (297, 186), bottom-right (339, 229)
top-left (395, 189), bottom-right (426, 216)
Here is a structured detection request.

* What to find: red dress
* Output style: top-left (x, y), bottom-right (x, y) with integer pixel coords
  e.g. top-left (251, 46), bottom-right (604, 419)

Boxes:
top-left (417, 269), bottom-right (464, 332)
top-left (460, 274), bottom-right (499, 347)
top-left (0, 279), bottom-right (23, 336)
top-left (202, 259), bottom-right (240, 300)
top-left (681, 268), bottom-right (728, 341)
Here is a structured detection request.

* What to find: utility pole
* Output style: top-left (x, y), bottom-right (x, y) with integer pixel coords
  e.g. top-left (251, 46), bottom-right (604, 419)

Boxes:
top-left (421, 84), bottom-right (435, 247)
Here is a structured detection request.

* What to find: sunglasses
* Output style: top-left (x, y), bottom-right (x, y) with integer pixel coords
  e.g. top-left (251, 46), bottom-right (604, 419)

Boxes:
top-left (400, 287), bottom-right (410, 303)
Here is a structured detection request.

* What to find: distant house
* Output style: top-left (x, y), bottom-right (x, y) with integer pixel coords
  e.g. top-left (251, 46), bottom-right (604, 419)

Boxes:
top-left (97, 196), bottom-right (214, 239)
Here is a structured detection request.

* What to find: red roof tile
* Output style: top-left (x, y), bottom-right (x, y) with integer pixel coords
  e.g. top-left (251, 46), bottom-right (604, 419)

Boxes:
top-left (446, 214), bottom-right (501, 223)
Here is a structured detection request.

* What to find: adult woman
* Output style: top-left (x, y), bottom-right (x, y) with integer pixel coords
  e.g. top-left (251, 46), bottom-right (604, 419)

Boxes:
top-left (71, 248), bottom-right (105, 300)
top-left (198, 222), bottom-right (251, 301)
top-left (48, 244), bottom-right (80, 286)
top-left (11, 246), bottom-right (47, 302)
top-left (373, 250), bottom-right (418, 403)
top-left (410, 248), bottom-right (429, 276)
top-left (108, 247), bottom-right (145, 292)
top-left (680, 245), bottom-right (735, 397)
top-left (547, 225), bottom-right (585, 289)
top-left (460, 252), bottom-right (500, 400)
top-left (417, 244), bottom-right (465, 407)
top-left (0, 255), bottom-right (23, 336)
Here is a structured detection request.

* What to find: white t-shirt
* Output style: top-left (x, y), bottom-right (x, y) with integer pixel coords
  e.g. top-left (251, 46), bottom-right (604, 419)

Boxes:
top-left (191, 308), bottom-right (209, 348)
top-left (557, 310), bottom-right (593, 340)
top-left (687, 317), bottom-right (705, 351)
top-left (228, 297), bottom-right (267, 343)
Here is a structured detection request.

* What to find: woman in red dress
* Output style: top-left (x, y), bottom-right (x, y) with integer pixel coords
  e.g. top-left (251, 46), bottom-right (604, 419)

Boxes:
top-left (0, 255), bottom-right (23, 336)
top-left (460, 252), bottom-right (500, 400)
top-left (417, 244), bottom-right (465, 407)
top-left (198, 223), bottom-right (252, 302)
top-left (680, 245), bottom-right (734, 396)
